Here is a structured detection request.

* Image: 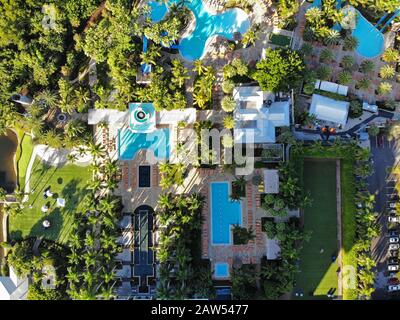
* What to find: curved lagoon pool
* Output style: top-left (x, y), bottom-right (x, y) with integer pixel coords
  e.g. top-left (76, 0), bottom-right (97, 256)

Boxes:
top-left (351, 9), bottom-right (384, 58)
top-left (148, 0), bottom-right (250, 60)
top-left (308, 1), bottom-right (384, 58)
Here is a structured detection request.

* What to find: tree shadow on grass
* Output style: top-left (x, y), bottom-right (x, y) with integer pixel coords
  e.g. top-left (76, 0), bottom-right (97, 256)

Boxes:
top-left (29, 210), bottom-right (63, 242)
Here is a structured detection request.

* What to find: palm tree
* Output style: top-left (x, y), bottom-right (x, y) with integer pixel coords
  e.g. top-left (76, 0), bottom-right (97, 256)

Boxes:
top-left (377, 82), bottom-right (392, 96)
top-left (343, 35), bottom-right (358, 51)
top-left (193, 60), bottom-right (206, 75)
top-left (34, 90), bottom-right (58, 109)
top-left (65, 119), bottom-right (87, 139)
top-left (382, 48), bottom-right (399, 63)
top-left (221, 96), bottom-right (236, 112)
top-left (341, 55), bottom-right (355, 70)
top-left (359, 60), bottom-right (375, 74)
top-left (337, 70), bottom-right (352, 85)
top-left (356, 77), bottom-right (371, 90)
top-left (324, 29), bottom-right (341, 46)
top-left (222, 115), bottom-right (235, 129)
top-left (88, 142), bottom-right (106, 159)
top-left (379, 64), bottom-right (395, 79)
top-left (319, 48), bottom-right (334, 63)
top-left (316, 65), bottom-right (332, 80)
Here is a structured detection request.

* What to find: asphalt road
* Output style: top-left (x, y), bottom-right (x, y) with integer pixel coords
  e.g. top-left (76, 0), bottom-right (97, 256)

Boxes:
top-left (369, 133), bottom-right (398, 299)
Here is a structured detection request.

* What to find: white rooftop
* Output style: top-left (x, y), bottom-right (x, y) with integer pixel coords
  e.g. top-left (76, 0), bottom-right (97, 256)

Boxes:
top-left (266, 238), bottom-right (281, 260)
top-left (315, 80), bottom-right (348, 96)
top-left (263, 169), bottom-right (279, 194)
top-left (156, 108), bottom-right (196, 124)
top-left (0, 267), bottom-right (28, 300)
top-left (233, 87), bottom-right (290, 144)
top-left (309, 94), bottom-right (349, 126)
top-left (88, 109), bottom-right (128, 125)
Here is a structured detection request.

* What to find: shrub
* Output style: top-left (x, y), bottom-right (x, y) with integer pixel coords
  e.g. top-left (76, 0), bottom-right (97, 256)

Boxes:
top-left (349, 100), bottom-right (363, 118)
top-left (300, 42), bottom-right (313, 56)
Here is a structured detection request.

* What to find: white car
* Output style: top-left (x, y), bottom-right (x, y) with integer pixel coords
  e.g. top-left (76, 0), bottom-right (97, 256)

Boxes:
top-left (389, 203), bottom-right (397, 208)
top-left (388, 264), bottom-right (399, 271)
top-left (363, 102), bottom-right (378, 113)
top-left (390, 237), bottom-right (400, 243)
top-left (388, 216), bottom-right (400, 223)
top-left (389, 243), bottom-right (400, 250)
top-left (388, 285), bottom-right (400, 292)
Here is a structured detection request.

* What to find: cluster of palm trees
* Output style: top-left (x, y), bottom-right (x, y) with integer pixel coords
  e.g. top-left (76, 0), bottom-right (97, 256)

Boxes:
top-left (258, 218), bottom-right (309, 299)
top-left (156, 193), bottom-right (213, 299)
top-left (352, 148), bottom-right (379, 299)
top-left (135, 60), bottom-right (188, 110)
top-left (261, 162), bottom-right (311, 216)
top-left (65, 142), bottom-right (123, 300)
top-left (193, 60), bottom-right (216, 109)
top-left (159, 162), bottom-right (186, 190)
top-left (304, 0), bottom-right (343, 43)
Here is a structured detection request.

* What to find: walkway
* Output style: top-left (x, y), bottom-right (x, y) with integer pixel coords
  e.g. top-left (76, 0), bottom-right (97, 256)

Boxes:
top-left (336, 160), bottom-right (343, 298)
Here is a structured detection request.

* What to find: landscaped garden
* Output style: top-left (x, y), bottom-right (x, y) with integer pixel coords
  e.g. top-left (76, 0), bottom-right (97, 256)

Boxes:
top-left (8, 158), bottom-right (91, 244)
top-left (295, 159), bottom-right (339, 299)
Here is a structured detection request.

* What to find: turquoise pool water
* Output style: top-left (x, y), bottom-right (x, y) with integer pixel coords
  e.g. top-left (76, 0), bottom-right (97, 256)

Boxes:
top-left (211, 182), bottom-right (242, 245)
top-left (351, 9), bottom-right (384, 58)
top-left (118, 128), bottom-right (170, 160)
top-left (214, 262), bottom-right (229, 278)
top-left (148, 0), bottom-right (250, 60)
top-left (308, 1), bottom-right (384, 58)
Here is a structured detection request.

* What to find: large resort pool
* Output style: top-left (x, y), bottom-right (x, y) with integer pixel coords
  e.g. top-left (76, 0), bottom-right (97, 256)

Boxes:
top-left (210, 182), bottom-right (242, 245)
top-left (309, 0), bottom-right (385, 58)
top-left (149, 0), bottom-right (251, 60)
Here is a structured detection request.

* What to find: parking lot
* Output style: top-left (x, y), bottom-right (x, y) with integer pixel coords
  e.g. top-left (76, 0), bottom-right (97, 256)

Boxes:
top-left (369, 133), bottom-right (400, 299)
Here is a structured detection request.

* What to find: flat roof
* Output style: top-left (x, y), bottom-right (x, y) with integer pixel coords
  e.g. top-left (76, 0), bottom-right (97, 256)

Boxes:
top-left (264, 169), bottom-right (279, 194)
top-left (309, 94), bottom-right (349, 126)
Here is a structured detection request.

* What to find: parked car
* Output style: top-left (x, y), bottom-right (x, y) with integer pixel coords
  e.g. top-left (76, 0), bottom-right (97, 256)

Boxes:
top-left (389, 195), bottom-right (399, 201)
top-left (390, 249), bottom-right (399, 257)
top-left (388, 264), bottom-right (399, 271)
top-left (389, 257), bottom-right (399, 264)
top-left (389, 230), bottom-right (399, 237)
top-left (388, 216), bottom-right (400, 223)
top-left (389, 203), bottom-right (397, 209)
top-left (389, 237), bottom-right (400, 243)
top-left (388, 285), bottom-right (400, 292)
top-left (389, 243), bottom-right (400, 250)
top-left (388, 278), bottom-right (399, 285)
top-left (389, 210), bottom-right (397, 215)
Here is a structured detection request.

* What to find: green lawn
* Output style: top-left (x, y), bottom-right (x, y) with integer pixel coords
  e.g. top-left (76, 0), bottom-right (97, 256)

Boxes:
top-left (269, 33), bottom-right (291, 47)
top-left (295, 159), bottom-right (339, 299)
top-left (8, 158), bottom-right (91, 244)
top-left (16, 133), bottom-right (34, 189)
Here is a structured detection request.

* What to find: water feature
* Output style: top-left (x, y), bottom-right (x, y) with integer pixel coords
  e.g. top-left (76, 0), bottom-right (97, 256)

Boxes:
top-left (0, 130), bottom-right (17, 193)
top-left (148, 0), bottom-right (250, 60)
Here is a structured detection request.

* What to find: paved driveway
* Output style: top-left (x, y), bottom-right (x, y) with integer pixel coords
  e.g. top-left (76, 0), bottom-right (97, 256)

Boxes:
top-left (369, 133), bottom-right (398, 299)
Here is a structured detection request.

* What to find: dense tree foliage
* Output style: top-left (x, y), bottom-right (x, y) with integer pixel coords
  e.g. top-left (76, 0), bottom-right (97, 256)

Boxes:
top-left (253, 48), bottom-right (305, 93)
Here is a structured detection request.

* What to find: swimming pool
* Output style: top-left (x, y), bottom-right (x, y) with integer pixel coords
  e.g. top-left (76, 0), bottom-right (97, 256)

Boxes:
top-left (211, 182), bottom-right (242, 245)
top-left (118, 128), bottom-right (170, 161)
top-left (351, 8), bottom-right (384, 58)
top-left (308, 1), bottom-right (384, 58)
top-left (148, 0), bottom-right (250, 60)
top-left (214, 262), bottom-right (230, 278)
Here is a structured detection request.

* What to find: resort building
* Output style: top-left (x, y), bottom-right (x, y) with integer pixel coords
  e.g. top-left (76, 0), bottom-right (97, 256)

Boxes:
top-left (309, 94), bottom-right (350, 128)
top-left (232, 87), bottom-right (290, 144)
top-left (0, 267), bottom-right (28, 300)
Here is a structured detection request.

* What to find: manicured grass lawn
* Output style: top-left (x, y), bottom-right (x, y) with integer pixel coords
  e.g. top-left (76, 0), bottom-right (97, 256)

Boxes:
top-left (295, 159), bottom-right (339, 299)
top-left (341, 159), bottom-right (358, 300)
top-left (16, 133), bottom-right (34, 189)
top-left (8, 158), bottom-right (91, 244)
top-left (269, 33), bottom-right (291, 47)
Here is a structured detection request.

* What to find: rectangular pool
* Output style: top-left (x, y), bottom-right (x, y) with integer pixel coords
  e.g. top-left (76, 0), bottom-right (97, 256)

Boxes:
top-left (211, 181), bottom-right (242, 245)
